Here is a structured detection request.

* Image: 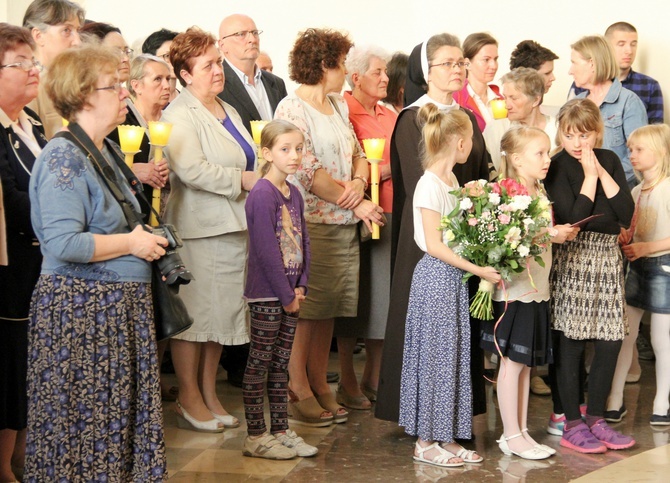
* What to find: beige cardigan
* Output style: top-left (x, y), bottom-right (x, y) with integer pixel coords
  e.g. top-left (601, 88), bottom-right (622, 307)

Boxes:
top-left (161, 88), bottom-right (256, 239)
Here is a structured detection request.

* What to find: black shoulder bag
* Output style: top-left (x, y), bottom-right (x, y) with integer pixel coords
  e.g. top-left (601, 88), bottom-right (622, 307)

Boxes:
top-left (55, 123), bottom-right (194, 341)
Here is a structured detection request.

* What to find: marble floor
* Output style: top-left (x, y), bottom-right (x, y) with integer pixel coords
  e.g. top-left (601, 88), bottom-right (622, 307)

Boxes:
top-left (164, 352), bottom-right (669, 482)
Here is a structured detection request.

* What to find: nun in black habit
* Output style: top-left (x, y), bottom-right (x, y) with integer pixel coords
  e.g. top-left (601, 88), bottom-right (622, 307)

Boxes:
top-left (375, 35), bottom-right (490, 423)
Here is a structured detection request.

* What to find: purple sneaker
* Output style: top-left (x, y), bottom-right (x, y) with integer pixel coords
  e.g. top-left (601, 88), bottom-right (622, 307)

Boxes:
top-left (589, 420), bottom-right (635, 450)
top-left (560, 422), bottom-right (607, 454)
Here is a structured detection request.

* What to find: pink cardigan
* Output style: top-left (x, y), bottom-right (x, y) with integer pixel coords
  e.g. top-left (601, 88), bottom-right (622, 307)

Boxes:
top-left (453, 79), bottom-right (503, 132)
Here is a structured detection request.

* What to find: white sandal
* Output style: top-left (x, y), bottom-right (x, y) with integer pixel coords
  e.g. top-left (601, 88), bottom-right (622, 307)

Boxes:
top-left (413, 441), bottom-right (465, 467)
top-left (454, 446), bottom-right (484, 463)
top-left (522, 428), bottom-right (556, 455)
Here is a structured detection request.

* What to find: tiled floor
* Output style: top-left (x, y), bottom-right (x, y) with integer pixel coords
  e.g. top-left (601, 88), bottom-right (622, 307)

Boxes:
top-left (164, 351), bottom-right (669, 482)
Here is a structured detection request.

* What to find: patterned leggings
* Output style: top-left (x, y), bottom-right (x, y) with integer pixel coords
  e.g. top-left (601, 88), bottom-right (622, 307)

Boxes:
top-left (243, 301), bottom-right (298, 436)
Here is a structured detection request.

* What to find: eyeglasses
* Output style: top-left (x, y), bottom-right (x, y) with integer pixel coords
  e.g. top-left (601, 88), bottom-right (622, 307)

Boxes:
top-left (117, 47), bottom-right (134, 57)
top-left (0, 58), bottom-right (43, 72)
top-left (220, 30), bottom-right (263, 41)
top-left (429, 61), bottom-right (469, 70)
top-left (95, 83), bottom-right (124, 93)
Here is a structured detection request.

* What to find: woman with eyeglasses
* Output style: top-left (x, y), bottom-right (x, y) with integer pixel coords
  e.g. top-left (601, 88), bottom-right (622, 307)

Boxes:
top-left (160, 27), bottom-right (258, 433)
top-left (79, 22), bottom-right (133, 84)
top-left (142, 28), bottom-right (180, 102)
top-left (376, 35), bottom-right (490, 457)
top-left (454, 32), bottom-right (509, 174)
top-left (0, 23), bottom-right (48, 483)
top-left (26, 43), bottom-right (168, 481)
top-left (23, 0), bottom-right (84, 139)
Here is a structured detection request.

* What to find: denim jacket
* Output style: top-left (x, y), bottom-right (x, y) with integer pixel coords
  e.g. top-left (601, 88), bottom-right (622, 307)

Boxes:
top-left (577, 78), bottom-right (647, 184)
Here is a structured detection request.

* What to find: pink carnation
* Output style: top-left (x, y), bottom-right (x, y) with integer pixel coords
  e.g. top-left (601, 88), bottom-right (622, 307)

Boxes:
top-left (468, 217), bottom-right (478, 226)
top-left (498, 214), bottom-right (511, 225)
top-left (491, 182), bottom-right (502, 195)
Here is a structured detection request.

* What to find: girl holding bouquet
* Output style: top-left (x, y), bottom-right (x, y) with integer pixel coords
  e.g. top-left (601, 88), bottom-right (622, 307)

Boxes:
top-left (481, 127), bottom-right (578, 459)
top-left (544, 98), bottom-right (635, 454)
top-left (399, 103), bottom-right (500, 467)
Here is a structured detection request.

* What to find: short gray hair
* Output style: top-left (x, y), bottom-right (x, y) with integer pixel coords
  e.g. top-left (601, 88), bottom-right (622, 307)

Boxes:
top-left (501, 67), bottom-right (545, 105)
top-left (23, 0), bottom-right (85, 31)
top-left (128, 53), bottom-right (170, 97)
top-left (345, 44), bottom-right (391, 89)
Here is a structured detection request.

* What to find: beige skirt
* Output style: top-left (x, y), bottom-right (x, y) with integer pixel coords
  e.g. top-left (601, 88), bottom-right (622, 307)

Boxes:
top-left (174, 232), bottom-right (250, 345)
top-left (300, 223), bottom-right (359, 320)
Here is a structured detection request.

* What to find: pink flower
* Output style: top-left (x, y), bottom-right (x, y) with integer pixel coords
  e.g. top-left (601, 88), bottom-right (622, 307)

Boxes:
top-left (499, 178), bottom-right (528, 197)
top-left (498, 214), bottom-right (511, 225)
top-left (468, 217), bottom-right (478, 226)
top-left (487, 223), bottom-right (495, 231)
top-left (491, 182), bottom-right (502, 195)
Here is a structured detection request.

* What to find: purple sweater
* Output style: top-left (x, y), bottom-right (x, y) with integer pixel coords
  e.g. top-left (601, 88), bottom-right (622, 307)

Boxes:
top-left (244, 179), bottom-right (310, 306)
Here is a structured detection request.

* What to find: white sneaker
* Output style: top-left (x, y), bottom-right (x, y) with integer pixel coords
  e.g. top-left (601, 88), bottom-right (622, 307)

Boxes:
top-left (243, 433), bottom-right (297, 460)
top-left (274, 429), bottom-right (318, 457)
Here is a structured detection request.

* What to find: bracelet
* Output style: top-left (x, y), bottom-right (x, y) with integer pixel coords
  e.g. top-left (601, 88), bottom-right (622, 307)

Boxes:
top-left (353, 175), bottom-right (368, 190)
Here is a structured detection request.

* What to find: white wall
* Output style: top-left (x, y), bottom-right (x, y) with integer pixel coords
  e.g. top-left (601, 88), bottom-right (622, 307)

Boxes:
top-left (3, 0), bottom-right (670, 118)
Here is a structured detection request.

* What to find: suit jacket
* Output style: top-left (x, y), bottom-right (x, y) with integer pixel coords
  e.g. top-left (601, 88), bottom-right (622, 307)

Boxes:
top-left (161, 88), bottom-right (256, 239)
top-left (218, 60), bottom-right (288, 134)
top-left (0, 107), bottom-right (48, 318)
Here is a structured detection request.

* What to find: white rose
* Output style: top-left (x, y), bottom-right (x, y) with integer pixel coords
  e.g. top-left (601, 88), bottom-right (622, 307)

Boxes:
top-left (523, 218), bottom-right (534, 226)
top-left (460, 198), bottom-right (473, 210)
top-left (509, 195), bottom-right (532, 211)
top-left (488, 193), bottom-right (501, 205)
top-left (517, 245), bottom-right (530, 257)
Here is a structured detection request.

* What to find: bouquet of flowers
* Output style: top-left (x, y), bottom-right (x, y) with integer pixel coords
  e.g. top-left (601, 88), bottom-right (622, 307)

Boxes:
top-left (440, 178), bottom-right (552, 320)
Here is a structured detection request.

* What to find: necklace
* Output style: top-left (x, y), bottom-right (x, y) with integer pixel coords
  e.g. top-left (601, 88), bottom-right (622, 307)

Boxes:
top-left (641, 177), bottom-right (661, 192)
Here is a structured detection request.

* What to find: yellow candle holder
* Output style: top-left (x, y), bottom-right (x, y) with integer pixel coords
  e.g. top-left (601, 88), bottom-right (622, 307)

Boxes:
top-left (148, 121), bottom-right (173, 226)
top-left (491, 99), bottom-right (508, 120)
top-left (117, 124), bottom-right (146, 168)
top-left (362, 138), bottom-right (385, 240)
top-left (250, 120), bottom-right (269, 145)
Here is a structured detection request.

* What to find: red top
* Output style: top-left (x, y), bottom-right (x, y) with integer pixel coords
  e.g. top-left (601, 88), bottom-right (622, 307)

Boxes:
top-left (344, 91), bottom-right (398, 212)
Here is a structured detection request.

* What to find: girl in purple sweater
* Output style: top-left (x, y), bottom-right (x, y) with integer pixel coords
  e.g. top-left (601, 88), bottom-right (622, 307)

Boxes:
top-left (242, 120), bottom-right (313, 460)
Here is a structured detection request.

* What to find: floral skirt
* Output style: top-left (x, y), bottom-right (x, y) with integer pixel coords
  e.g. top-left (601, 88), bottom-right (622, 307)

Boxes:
top-left (24, 274), bottom-right (166, 482)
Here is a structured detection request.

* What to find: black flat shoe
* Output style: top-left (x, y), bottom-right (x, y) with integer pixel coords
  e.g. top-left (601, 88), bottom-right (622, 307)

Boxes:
top-left (650, 412), bottom-right (670, 426)
top-left (603, 405), bottom-right (627, 423)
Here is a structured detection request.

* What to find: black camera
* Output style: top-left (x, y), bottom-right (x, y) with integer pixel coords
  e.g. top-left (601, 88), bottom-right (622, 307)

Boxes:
top-left (151, 224), bottom-right (194, 286)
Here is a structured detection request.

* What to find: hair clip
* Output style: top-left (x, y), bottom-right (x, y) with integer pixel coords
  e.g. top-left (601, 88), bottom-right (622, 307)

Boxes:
top-left (500, 150), bottom-right (507, 157)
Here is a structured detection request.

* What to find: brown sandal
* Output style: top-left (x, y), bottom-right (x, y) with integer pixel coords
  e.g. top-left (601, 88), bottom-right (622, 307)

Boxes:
top-left (315, 391), bottom-right (348, 423)
top-left (287, 390), bottom-right (333, 427)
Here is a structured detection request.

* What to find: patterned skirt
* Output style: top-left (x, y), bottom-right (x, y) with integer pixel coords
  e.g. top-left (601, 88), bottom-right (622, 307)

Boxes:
top-left (399, 254), bottom-right (472, 442)
top-left (24, 274), bottom-right (166, 482)
top-left (550, 231), bottom-right (628, 341)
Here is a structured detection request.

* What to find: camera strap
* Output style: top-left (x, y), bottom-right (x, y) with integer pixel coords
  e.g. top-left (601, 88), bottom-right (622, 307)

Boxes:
top-left (54, 123), bottom-right (164, 231)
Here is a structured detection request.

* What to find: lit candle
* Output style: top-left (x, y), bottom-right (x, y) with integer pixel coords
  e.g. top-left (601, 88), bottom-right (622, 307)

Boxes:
top-left (148, 121), bottom-right (173, 226)
top-left (250, 120), bottom-right (269, 145)
top-left (117, 124), bottom-right (146, 168)
top-left (362, 138), bottom-right (385, 240)
top-left (491, 99), bottom-right (508, 120)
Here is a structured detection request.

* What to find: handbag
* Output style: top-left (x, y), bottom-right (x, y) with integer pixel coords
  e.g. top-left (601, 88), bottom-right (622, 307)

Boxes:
top-left (55, 124), bottom-right (193, 340)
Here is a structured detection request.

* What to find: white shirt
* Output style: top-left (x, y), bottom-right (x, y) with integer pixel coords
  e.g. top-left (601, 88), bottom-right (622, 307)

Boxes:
top-left (413, 170), bottom-right (459, 252)
top-left (225, 59), bottom-right (273, 120)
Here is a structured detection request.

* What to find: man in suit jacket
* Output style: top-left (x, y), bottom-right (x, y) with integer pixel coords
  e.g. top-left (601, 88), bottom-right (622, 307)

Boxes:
top-left (218, 14), bottom-right (288, 135)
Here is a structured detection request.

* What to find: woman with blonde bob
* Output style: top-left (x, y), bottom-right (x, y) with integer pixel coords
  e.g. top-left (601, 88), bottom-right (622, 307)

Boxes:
top-left (569, 35), bottom-right (647, 187)
top-left (26, 44), bottom-right (168, 481)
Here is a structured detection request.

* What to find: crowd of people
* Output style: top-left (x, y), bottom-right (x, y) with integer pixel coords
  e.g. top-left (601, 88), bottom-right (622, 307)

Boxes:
top-left (0, 0), bottom-right (668, 480)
